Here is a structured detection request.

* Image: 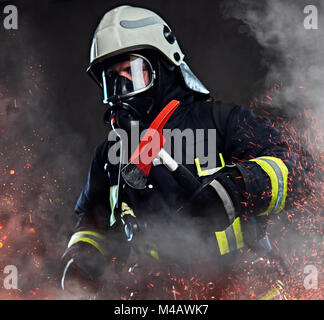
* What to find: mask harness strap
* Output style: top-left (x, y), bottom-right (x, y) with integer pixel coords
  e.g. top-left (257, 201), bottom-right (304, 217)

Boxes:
top-left (107, 116), bottom-right (124, 227)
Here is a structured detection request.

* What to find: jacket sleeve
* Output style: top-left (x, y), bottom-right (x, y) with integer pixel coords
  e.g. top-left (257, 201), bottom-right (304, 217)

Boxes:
top-left (218, 104), bottom-right (313, 217)
top-left (74, 140), bottom-right (111, 231)
top-left (63, 139), bottom-right (131, 266)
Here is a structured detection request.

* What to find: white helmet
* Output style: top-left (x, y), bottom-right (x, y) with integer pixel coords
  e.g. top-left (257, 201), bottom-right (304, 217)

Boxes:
top-left (87, 5), bottom-right (209, 96)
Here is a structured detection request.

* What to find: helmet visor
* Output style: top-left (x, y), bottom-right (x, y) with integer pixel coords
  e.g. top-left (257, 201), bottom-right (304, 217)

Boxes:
top-left (102, 54), bottom-right (155, 103)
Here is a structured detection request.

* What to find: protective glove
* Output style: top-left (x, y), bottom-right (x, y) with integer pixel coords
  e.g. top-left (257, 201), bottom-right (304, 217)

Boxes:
top-left (194, 166), bottom-right (273, 255)
top-left (177, 166), bottom-right (242, 226)
top-left (61, 231), bottom-right (107, 292)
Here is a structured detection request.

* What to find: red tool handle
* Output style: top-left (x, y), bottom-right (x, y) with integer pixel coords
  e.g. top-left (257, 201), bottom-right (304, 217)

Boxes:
top-left (129, 100), bottom-right (180, 176)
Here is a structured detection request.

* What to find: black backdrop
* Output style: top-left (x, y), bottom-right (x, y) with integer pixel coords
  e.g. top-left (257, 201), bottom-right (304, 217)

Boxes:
top-left (0, 0), bottom-right (322, 299)
top-left (1, 0), bottom-right (267, 152)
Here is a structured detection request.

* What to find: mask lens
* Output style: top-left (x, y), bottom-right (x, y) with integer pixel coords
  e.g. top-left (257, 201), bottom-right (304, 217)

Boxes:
top-left (102, 55), bottom-right (154, 103)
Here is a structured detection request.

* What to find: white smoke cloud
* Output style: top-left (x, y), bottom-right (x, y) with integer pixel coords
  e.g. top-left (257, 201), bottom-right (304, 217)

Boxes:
top-left (222, 0), bottom-right (324, 115)
top-left (220, 0), bottom-right (324, 299)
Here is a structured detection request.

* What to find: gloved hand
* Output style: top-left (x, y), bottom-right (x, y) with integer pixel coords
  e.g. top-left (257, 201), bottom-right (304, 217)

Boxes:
top-left (189, 181), bottom-right (228, 215)
top-left (61, 234), bottom-right (106, 293)
top-left (173, 165), bottom-right (247, 248)
top-left (178, 167), bottom-right (241, 222)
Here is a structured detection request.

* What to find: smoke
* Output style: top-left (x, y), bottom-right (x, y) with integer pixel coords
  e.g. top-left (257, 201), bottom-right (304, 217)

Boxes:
top-left (0, 2), bottom-right (94, 299)
top-left (220, 0), bottom-right (324, 298)
top-left (221, 0), bottom-right (324, 114)
top-left (0, 0), bottom-right (323, 300)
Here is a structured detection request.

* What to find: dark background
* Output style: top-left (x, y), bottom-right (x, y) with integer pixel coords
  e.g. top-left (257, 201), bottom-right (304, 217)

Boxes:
top-left (0, 0), bottom-right (268, 155)
top-left (0, 0), bottom-right (322, 299)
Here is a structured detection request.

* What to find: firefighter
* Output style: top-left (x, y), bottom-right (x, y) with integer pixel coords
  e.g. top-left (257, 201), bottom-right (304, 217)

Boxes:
top-left (61, 5), bottom-right (311, 299)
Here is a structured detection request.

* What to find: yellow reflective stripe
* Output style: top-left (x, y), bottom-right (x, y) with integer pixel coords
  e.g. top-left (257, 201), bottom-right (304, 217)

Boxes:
top-left (121, 202), bottom-right (136, 218)
top-left (232, 217), bottom-right (244, 250)
top-left (259, 287), bottom-right (281, 300)
top-left (195, 158), bottom-right (209, 177)
top-left (68, 231), bottom-right (106, 256)
top-left (71, 231), bottom-right (105, 241)
top-left (150, 250), bottom-right (160, 261)
top-left (195, 153), bottom-right (226, 177)
top-left (250, 158), bottom-right (279, 216)
top-left (258, 156), bottom-right (288, 213)
top-left (69, 237), bottom-right (106, 257)
top-left (68, 231), bottom-right (105, 248)
top-left (215, 217), bottom-right (245, 255)
top-left (219, 153), bottom-right (225, 169)
top-left (276, 280), bottom-right (284, 289)
top-left (215, 230), bottom-right (230, 255)
top-left (137, 241), bottom-right (160, 260)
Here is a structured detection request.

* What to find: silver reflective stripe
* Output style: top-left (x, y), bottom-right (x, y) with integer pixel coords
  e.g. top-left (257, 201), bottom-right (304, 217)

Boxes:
top-left (225, 224), bottom-right (237, 252)
top-left (179, 61), bottom-right (210, 95)
top-left (120, 16), bottom-right (165, 29)
top-left (258, 157), bottom-right (284, 213)
top-left (61, 258), bottom-right (74, 291)
top-left (68, 233), bottom-right (102, 248)
top-left (209, 179), bottom-right (236, 223)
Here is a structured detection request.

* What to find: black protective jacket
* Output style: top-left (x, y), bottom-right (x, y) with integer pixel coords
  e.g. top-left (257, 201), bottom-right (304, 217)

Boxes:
top-left (73, 97), bottom-right (311, 267)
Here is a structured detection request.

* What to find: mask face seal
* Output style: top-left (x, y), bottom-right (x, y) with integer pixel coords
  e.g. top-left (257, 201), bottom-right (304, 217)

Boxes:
top-left (100, 54), bottom-right (157, 129)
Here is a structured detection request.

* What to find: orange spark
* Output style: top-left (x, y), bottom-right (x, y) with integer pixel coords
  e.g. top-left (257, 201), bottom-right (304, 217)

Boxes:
top-left (171, 289), bottom-right (181, 295)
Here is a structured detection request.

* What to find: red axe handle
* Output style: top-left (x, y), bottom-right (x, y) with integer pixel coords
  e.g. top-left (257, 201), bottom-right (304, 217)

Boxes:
top-left (129, 100), bottom-right (180, 176)
top-left (122, 99), bottom-right (201, 193)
